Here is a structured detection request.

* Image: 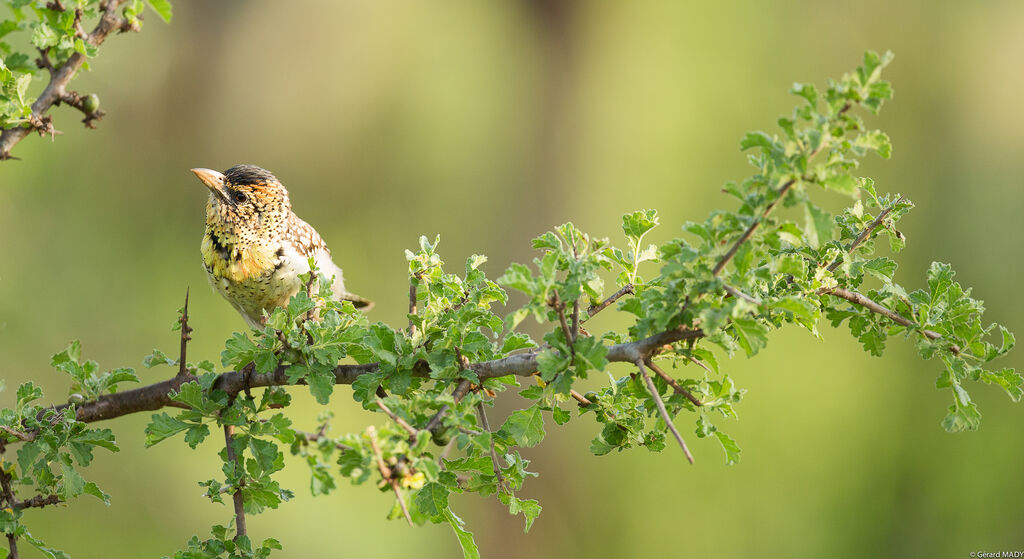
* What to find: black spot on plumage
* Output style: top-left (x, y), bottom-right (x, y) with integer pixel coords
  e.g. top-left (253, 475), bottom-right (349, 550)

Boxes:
top-left (223, 164), bottom-right (278, 186)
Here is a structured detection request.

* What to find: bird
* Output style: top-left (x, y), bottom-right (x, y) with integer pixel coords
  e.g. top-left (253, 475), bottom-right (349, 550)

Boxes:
top-left (191, 164), bottom-right (372, 328)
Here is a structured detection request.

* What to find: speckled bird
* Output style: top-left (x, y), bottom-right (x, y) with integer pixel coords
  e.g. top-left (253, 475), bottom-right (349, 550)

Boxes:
top-left (191, 164), bottom-right (371, 328)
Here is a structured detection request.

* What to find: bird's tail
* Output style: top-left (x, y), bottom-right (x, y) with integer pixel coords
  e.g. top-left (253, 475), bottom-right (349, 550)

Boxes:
top-left (342, 292), bottom-right (374, 311)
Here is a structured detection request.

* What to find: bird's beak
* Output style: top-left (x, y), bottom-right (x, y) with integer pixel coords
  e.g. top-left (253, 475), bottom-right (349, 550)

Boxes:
top-left (191, 168), bottom-right (227, 200)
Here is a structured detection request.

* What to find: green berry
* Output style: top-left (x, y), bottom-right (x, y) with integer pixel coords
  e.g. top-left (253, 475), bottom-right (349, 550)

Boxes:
top-left (82, 94), bottom-right (100, 114)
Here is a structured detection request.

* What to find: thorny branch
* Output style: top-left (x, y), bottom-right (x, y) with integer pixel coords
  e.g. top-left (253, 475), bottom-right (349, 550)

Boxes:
top-left (0, 0), bottom-right (139, 160)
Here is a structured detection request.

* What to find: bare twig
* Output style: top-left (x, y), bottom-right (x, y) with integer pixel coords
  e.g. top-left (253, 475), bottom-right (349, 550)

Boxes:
top-left (375, 399), bottom-right (419, 440)
top-left (645, 359), bottom-right (701, 407)
top-left (635, 360), bottom-right (694, 464)
top-left (585, 283), bottom-right (634, 320)
top-left (223, 424), bottom-right (246, 541)
top-left (0, 0), bottom-right (135, 160)
top-left (476, 402), bottom-right (507, 491)
top-left (177, 288), bottom-right (192, 378)
top-left (569, 389), bottom-right (592, 406)
top-left (549, 293), bottom-right (575, 348)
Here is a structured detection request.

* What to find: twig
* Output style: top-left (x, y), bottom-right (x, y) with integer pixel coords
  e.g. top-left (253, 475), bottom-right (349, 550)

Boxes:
top-left (819, 287), bottom-right (960, 355)
top-left (423, 379), bottom-right (473, 434)
top-left (375, 399), bottom-right (419, 439)
top-left (683, 354), bottom-right (714, 375)
top-left (722, 283), bottom-right (761, 305)
top-left (13, 494), bottom-right (61, 510)
top-left (223, 423), bottom-right (246, 541)
top-left (635, 360), bottom-right (694, 464)
top-left (712, 178), bottom-right (797, 277)
top-left (177, 288), bottom-right (192, 378)
top-left (827, 195), bottom-right (905, 272)
top-left (569, 389), bottom-right (592, 406)
top-left (0, 426), bottom-right (35, 442)
top-left (294, 430), bottom-right (351, 452)
top-left (711, 103), bottom-right (849, 278)
top-left (549, 293), bottom-right (575, 348)
top-left (645, 360), bottom-right (701, 407)
top-left (367, 426), bottom-right (412, 526)
top-left (0, 0), bottom-right (135, 159)
top-left (585, 283), bottom-right (634, 320)
top-left (476, 402), bottom-right (507, 491)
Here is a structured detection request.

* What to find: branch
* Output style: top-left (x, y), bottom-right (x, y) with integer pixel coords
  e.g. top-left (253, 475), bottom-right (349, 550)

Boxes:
top-left (585, 283), bottom-right (633, 320)
top-left (375, 399), bottom-right (419, 440)
top-left (645, 359), bottom-right (702, 407)
top-left (820, 287), bottom-right (961, 355)
top-left (635, 360), bottom-right (693, 464)
top-left (33, 324), bottom-right (704, 429)
top-left (476, 402), bottom-right (506, 492)
top-left (222, 423), bottom-right (246, 541)
top-left (712, 178), bottom-right (797, 277)
top-left (367, 426), bottom-right (412, 526)
top-left (0, 0), bottom-right (134, 160)
top-left (0, 426), bottom-right (35, 442)
top-left (711, 103), bottom-right (850, 278)
top-left (827, 195), bottom-right (904, 272)
top-left (13, 494), bottom-right (61, 510)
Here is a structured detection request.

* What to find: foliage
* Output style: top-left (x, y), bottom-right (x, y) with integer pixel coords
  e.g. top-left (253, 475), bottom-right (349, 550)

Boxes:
top-left (0, 50), bottom-right (1018, 558)
top-left (1, 0), bottom-right (169, 138)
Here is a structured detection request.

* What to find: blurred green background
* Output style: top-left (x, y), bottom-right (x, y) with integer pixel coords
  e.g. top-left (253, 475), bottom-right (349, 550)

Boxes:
top-left (2, 1), bottom-right (1023, 557)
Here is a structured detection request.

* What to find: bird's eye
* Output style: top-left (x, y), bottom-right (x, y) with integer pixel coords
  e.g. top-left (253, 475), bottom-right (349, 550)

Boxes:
top-left (233, 192), bottom-right (247, 203)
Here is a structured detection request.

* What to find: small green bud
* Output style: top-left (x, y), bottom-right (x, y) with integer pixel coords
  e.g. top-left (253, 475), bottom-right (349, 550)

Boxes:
top-left (82, 94), bottom-right (100, 114)
top-left (68, 393), bottom-right (86, 404)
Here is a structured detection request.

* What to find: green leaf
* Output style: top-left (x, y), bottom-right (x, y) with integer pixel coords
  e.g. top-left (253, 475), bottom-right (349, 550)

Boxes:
top-left (622, 209), bottom-right (659, 241)
top-left (804, 203), bottom-right (832, 249)
top-left (184, 423), bottom-right (210, 449)
top-left (444, 508), bottom-right (480, 559)
top-left (306, 364), bottom-right (336, 405)
top-left (499, 405), bottom-right (546, 447)
top-left (731, 318), bottom-right (768, 357)
top-left (822, 175), bottom-right (859, 196)
top-left (414, 483), bottom-right (449, 518)
top-left (714, 431), bottom-right (741, 465)
top-left (146, 0), bottom-right (173, 22)
top-left (863, 257), bottom-right (897, 282)
top-left (144, 413), bottom-right (190, 447)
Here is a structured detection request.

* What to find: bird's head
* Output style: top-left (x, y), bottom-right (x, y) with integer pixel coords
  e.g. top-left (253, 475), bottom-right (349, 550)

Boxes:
top-left (191, 164), bottom-right (291, 240)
